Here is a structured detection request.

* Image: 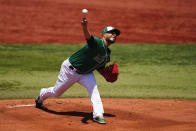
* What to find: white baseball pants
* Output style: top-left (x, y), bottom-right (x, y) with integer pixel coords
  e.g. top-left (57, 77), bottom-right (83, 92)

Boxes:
top-left (39, 59), bottom-right (104, 118)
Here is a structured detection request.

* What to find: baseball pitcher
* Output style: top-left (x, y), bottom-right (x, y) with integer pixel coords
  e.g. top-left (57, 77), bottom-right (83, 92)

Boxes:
top-left (35, 17), bottom-right (120, 124)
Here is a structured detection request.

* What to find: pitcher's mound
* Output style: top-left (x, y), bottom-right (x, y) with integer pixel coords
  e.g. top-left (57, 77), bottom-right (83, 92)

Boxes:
top-left (0, 98), bottom-right (196, 131)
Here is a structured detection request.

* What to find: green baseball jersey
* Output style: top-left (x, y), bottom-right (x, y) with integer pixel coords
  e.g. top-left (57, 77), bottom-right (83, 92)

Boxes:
top-left (69, 36), bottom-right (111, 74)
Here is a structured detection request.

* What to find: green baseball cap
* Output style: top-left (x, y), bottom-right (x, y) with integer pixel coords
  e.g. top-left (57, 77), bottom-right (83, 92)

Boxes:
top-left (102, 26), bottom-right (120, 36)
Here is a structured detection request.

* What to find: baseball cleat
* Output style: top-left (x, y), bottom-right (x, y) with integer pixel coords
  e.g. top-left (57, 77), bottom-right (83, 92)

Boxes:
top-left (93, 116), bottom-right (106, 124)
top-left (35, 96), bottom-right (43, 108)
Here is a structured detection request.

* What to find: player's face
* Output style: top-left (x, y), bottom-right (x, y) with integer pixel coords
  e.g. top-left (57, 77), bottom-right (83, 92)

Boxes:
top-left (105, 32), bottom-right (117, 44)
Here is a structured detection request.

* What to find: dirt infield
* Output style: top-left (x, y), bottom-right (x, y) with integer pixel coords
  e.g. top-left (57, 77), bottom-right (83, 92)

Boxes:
top-left (0, 99), bottom-right (196, 131)
top-left (0, 0), bottom-right (196, 44)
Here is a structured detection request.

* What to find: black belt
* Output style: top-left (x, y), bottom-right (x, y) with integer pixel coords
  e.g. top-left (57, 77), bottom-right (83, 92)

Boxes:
top-left (69, 65), bottom-right (81, 74)
top-left (69, 65), bottom-right (74, 70)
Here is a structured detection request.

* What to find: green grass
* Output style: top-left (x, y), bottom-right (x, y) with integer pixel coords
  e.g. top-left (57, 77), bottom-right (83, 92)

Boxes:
top-left (0, 44), bottom-right (196, 100)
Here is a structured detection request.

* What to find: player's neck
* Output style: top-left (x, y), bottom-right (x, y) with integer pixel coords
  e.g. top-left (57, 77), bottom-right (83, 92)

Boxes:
top-left (103, 39), bottom-right (110, 48)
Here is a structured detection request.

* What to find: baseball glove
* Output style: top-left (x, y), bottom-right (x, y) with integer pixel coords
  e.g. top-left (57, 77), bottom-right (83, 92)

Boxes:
top-left (98, 63), bottom-right (119, 83)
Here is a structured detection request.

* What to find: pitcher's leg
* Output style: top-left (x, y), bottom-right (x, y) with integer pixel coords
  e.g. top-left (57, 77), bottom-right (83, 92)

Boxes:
top-left (78, 73), bottom-right (104, 118)
top-left (90, 85), bottom-right (104, 118)
top-left (37, 59), bottom-right (76, 103)
top-left (39, 79), bottom-right (74, 102)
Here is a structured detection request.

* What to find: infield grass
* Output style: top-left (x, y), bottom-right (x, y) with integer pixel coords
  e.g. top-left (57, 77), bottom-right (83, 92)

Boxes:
top-left (0, 44), bottom-right (196, 100)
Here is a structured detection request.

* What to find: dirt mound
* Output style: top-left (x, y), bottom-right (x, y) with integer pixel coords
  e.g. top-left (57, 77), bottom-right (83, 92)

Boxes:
top-left (0, 0), bottom-right (196, 44)
top-left (0, 98), bottom-right (196, 131)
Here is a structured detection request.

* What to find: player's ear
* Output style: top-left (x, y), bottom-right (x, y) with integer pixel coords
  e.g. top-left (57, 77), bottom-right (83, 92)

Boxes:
top-left (102, 33), bottom-right (107, 39)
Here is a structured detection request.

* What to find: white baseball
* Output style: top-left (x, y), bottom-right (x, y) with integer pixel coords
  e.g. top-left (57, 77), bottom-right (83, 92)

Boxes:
top-left (82, 9), bottom-right (88, 14)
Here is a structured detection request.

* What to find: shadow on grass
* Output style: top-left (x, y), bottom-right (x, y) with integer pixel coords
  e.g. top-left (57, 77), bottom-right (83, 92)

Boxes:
top-left (38, 106), bottom-right (116, 124)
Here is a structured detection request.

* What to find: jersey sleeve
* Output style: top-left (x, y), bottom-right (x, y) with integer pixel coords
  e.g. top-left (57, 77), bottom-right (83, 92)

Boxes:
top-left (86, 36), bottom-right (104, 49)
top-left (86, 36), bottom-right (98, 49)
